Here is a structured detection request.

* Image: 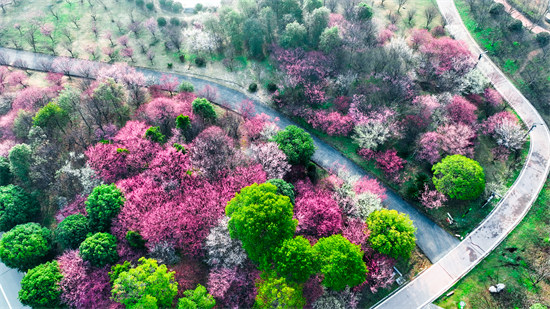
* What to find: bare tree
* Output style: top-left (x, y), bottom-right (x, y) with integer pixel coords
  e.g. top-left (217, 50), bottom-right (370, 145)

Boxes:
top-left (424, 6), bottom-right (437, 29)
top-left (70, 15), bottom-right (80, 29)
top-left (397, 0), bottom-right (407, 14)
top-left (48, 5), bottom-right (60, 20)
top-left (61, 28), bottom-right (73, 43)
top-left (25, 24), bottom-right (39, 52)
top-left (406, 8), bottom-right (416, 27)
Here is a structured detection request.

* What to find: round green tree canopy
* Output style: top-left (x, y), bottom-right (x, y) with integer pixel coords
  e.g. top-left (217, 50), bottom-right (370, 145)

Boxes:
top-left (367, 209), bottom-right (416, 259)
top-left (55, 213), bottom-right (89, 250)
top-left (226, 183), bottom-right (297, 265)
top-left (432, 154), bottom-right (486, 200)
top-left (313, 234), bottom-right (367, 291)
top-left (272, 236), bottom-right (317, 283)
top-left (272, 125), bottom-right (316, 165)
top-left (0, 222), bottom-right (52, 271)
top-left (266, 179), bottom-right (295, 204)
top-left (86, 184), bottom-right (125, 232)
top-left (79, 232), bottom-right (119, 267)
top-left (19, 261), bottom-right (63, 308)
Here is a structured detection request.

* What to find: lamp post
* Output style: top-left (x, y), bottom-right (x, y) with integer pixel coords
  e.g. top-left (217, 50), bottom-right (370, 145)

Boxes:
top-left (523, 122), bottom-right (544, 139)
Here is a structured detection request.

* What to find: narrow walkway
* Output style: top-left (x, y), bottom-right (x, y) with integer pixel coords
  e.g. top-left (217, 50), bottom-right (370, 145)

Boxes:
top-left (374, 0), bottom-right (550, 307)
top-left (0, 47), bottom-right (460, 264)
top-left (493, 0), bottom-right (550, 34)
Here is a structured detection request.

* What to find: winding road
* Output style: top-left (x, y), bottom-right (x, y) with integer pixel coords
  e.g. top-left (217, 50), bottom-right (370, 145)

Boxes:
top-left (373, 0), bottom-right (550, 307)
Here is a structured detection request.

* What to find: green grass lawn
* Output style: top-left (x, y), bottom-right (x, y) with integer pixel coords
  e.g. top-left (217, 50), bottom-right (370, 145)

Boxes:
top-left (370, 0), bottom-right (443, 32)
top-left (436, 178), bottom-right (550, 308)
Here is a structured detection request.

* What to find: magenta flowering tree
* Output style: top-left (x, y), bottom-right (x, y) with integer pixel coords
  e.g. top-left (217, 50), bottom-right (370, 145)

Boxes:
top-left (353, 177), bottom-right (386, 200)
top-left (57, 250), bottom-right (114, 309)
top-left (207, 265), bottom-right (259, 308)
top-left (238, 99), bottom-right (255, 119)
top-left (412, 95), bottom-right (439, 120)
top-left (159, 74), bottom-right (179, 96)
top-left (249, 142), bottom-right (290, 179)
top-left (363, 252), bottom-right (396, 293)
top-left (437, 123), bottom-right (476, 158)
top-left (117, 35), bottom-right (129, 47)
top-left (481, 111), bottom-right (517, 135)
top-left (342, 218), bottom-right (369, 250)
top-left (197, 85), bottom-right (219, 103)
top-left (120, 47), bottom-right (134, 62)
top-left (190, 126), bottom-right (236, 178)
top-left (306, 110), bottom-right (354, 136)
top-left (139, 96), bottom-right (194, 135)
top-left (446, 95), bottom-right (477, 124)
top-left (417, 131), bottom-right (442, 164)
top-left (419, 184), bottom-right (448, 209)
top-left (242, 113), bottom-right (271, 141)
top-left (295, 186), bottom-right (343, 238)
top-left (375, 149), bottom-right (405, 181)
top-left (7, 71), bottom-right (27, 88)
top-left (484, 87), bottom-right (503, 108)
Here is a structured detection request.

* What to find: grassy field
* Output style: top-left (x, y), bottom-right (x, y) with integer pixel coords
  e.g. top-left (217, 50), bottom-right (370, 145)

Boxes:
top-left (370, 0), bottom-right (443, 32)
top-left (436, 178), bottom-right (550, 308)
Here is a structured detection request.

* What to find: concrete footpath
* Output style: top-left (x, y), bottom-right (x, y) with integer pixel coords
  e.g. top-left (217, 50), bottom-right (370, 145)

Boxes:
top-left (374, 0), bottom-right (550, 307)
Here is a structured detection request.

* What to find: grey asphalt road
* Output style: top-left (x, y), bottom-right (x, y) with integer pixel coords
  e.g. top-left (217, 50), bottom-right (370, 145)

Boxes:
top-left (373, 0), bottom-right (550, 307)
top-left (0, 233), bottom-right (25, 309)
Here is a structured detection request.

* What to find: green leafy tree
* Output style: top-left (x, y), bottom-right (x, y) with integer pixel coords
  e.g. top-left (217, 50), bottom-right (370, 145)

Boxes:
top-left (112, 257), bottom-right (178, 308)
top-left (357, 2), bottom-right (373, 20)
top-left (19, 261), bottom-right (63, 308)
top-left (319, 26), bottom-right (342, 54)
top-left (280, 22), bottom-right (307, 49)
top-left (281, 0), bottom-right (302, 21)
top-left (220, 8), bottom-right (245, 53)
top-left (272, 236), bottom-right (317, 283)
top-left (177, 284), bottom-right (216, 309)
top-left (79, 232), bottom-right (119, 267)
top-left (8, 143), bottom-right (32, 185)
top-left (0, 157), bottom-right (11, 186)
top-left (126, 230), bottom-right (146, 249)
top-left (0, 223), bottom-right (52, 271)
top-left (109, 261), bottom-right (132, 284)
top-left (303, 0), bottom-right (322, 13)
top-left (306, 7), bottom-right (330, 47)
top-left (255, 272), bottom-right (306, 309)
top-left (272, 125), bottom-right (316, 165)
top-left (32, 102), bottom-right (69, 137)
top-left (55, 213), bottom-right (89, 250)
top-left (176, 114), bottom-right (191, 132)
top-left (86, 184), bottom-right (125, 232)
top-left (244, 18), bottom-right (265, 59)
top-left (178, 81), bottom-right (194, 93)
top-left (313, 234), bottom-right (367, 291)
top-left (367, 209), bottom-right (416, 259)
top-left (0, 185), bottom-right (38, 231)
top-left (192, 98), bottom-right (217, 121)
top-left (432, 154), bottom-right (486, 200)
top-left (145, 126), bottom-right (166, 144)
top-left (226, 183), bottom-right (297, 265)
top-left (266, 179), bottom-right (295, 204)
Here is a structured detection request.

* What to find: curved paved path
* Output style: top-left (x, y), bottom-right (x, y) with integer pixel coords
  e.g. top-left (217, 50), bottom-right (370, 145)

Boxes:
top-left (493, 0), bottom-right (549, 34)
top-left (374, 0), bottom-right (550, 308)
top-left (0, 47), bottom-right (459, 258)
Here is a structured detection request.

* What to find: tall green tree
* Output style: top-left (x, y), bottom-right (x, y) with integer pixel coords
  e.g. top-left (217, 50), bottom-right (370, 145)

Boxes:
top-left (192, 98), bottom-right (217, 121)
top-left (280, 22), bottom-right (307, 49)
top-left (244, 18), bottom-right (265, 59)
top-left (367, 209), bottom-right (416, 259)
top-left (319, 26), bottom-right (342, 53)
top-left (86, 184), bottom-right (125, 232)
top-left (79, 232), bottom-right (119, 267)
top-left (0, 185), bottom-right (38, 231)
top-left (432, 154), bottom-right (485, 200)
top-left (313, 234), bottom-right (367, 291)
top-left (272, 125), bottom-right (316, 165)
top-left (8, 143), bottom-right (32, 186)
top-left (0, 223), bottom-right (52, 271)
top-left (55, 213), bottom-right (89, 250)
top-left (255, 272), bottom-right (306, 309)
top-left (19, 261), bottom-right (63, 308)
top-left (112, 257), bottom-right (178, 308)
top-left (33, 102), bottom-right (69, 137)
top-left (226, 183), bottom-right (297, 265)
top-left (177, 284), bottom-right (216, 309)
top-left (306, 7), bottom-right (330, 47)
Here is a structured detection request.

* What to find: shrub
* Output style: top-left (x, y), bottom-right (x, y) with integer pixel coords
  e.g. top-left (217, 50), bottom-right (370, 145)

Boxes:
top-left (266, 179), bottom-right (295, 204)
top-left (195, 57), bottom-right (206, 67)
top-left (272, 236), bottom-right (317, 283)
top-left (157, 17), bottom-right (167, 27)
top-left (508, 19), bottom-right (523, 32)
top-left (195, 3), bottom-right (203, 11)
top-left (536, 32), bottom-right (550, 47)
top-left (19, 261), bottom-right (63, 308)
top-left (248, 83), bottom-right (258, 93)
top-left (489, 3), bottom-right (504, 15)
top-left (55, 214), bottom-right (89, 250)
top-left (367, 209), bottom-right (416, 259)
top-left (112, 257), bottom-right (178, 308)
top-left (357, 2), bottom-right (373, 20)
top-left (272, 125), bottom-right (316, 165)
top-left (86, 184), bottom-right (125, 232)
top-left (135, 0), bottom-right (144, 7)
top-left (178, 284), bottom-right (216, 309)
top-left (79, 232), bottom-right (119, 267)
top-left (0, 223), bottom-right (52, 271)
top-left (178, 81), bottom-right (194, 93)
top-left (0, 184), bottom-right (38, 231)
top-left (170, 17), bottom-right (181, 26)
top-left (145, 126), bottom-right (166, 143)
top-left (266, 82), bottom-right (278, 93)
top-left (192, 98), bottom-right (217, 121)
top-left (146, 2), bottom-right (154, 10)
top-left (126, 230), bottom-right (146, 249)
top-left (167, 63), bottom-right (173, 69)
top-left (432, 154), bottom-right (485, 200)
top-left (226, 183), bottom-right (297, 265)
top-left (313, 235), bottom-right (367, 291)
top-left (175, 114), bottom-right (191, 131)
